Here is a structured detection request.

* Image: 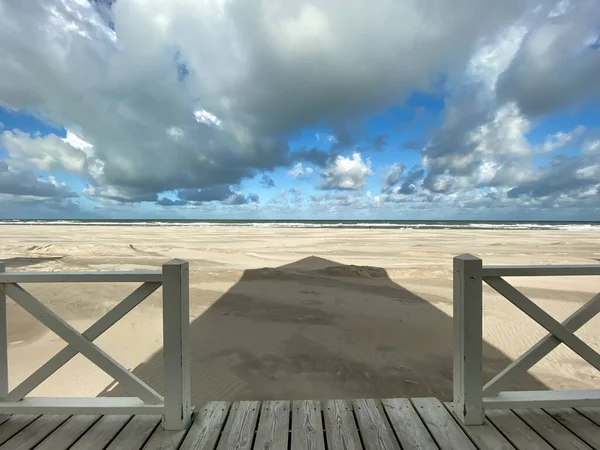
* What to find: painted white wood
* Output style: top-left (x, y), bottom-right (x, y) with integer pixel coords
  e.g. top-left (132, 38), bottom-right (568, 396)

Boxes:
top-left (3, 283), bottom-right (163, 405)
top-left (0, 263), bottom-right (7, 398)
top-left (453, 254), bottom-right (483, 425)
top-left (482, 265), bottom-right (600, 277)
top-left (0, 271), bottom-right (162, 283)
top-left (161, 260), bottom-right (192, 430)
top-left (5, 282), bottom-right (161, 401)
top-left (485, 277), bottom-right (600, 372)
top-left (0, 397), bottom-right (164, 415)
top-left (483, 390), bottom-right (600, 409)
top-left (483, 292), bottom-right (600, 396)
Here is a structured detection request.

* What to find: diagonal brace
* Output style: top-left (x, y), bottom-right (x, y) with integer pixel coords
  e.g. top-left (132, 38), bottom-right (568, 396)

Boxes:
top-left (4, 282), bottom-right (161, 402)
top-left (485, 277), bottom-right (600, 375)
top-left (4, 283), bottom-right (163, 405)
top-left (483, 291), bottom-right (600, 395)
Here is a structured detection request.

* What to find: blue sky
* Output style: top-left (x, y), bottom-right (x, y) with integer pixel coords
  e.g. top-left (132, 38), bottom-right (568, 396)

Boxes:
top-left (0, 0), bottom-right (599, 220)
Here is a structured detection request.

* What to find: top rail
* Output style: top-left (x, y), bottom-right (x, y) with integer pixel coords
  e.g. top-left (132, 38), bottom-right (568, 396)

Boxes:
top-left (0, 271), bottom-right (163, 283)
top-left (482, 265), bottom-right (600, 277)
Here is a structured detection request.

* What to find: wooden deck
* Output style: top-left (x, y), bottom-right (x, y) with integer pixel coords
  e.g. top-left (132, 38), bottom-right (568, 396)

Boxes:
top-left (0, 397), bottom-right (598, 449)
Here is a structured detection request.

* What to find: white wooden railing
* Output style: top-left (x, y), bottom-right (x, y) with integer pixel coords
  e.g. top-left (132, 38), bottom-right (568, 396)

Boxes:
top-left (0, 259), bottom-right (191, 430)
top-left (453, 254), bottom-right (600, 425)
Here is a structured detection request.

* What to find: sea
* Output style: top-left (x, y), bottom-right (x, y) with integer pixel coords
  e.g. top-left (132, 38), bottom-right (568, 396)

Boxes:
top-left (0, 219), bottom-right (599, 231)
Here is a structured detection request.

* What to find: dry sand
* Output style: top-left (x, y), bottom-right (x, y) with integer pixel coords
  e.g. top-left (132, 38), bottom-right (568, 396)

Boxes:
top-left (0, 225), bottom-right (599, 405)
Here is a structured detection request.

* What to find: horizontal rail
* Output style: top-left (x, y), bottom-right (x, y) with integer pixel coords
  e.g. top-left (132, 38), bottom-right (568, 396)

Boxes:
top-left (482, 265), bottom-right (600, 277)
top-left (0, 271), bottom-right (163, 283)
top-left (483, 390), bottom-right (600, 409)
top-left (0, 397), bottom-right (165, 415)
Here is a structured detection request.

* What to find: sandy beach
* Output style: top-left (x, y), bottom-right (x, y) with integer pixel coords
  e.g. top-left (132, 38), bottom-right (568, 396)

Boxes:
top-left (0, 225), bottom-right (599, 405)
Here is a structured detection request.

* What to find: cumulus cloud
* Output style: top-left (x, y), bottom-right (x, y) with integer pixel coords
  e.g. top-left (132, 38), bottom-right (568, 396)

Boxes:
top-left (541, 125), bottom-right (585, 152)
top-left (288, 162), bottom-right (314, 180)
top-left (320, 152), bottom-right (372, 190)
top-left (0, 160), bottom-right (78, 198)
top-left (382, 164), bottom-right (405, 192)
top-left (0, 0), bottom-right (543, 204)
top-left (259, 174), bottom-right (275, 188)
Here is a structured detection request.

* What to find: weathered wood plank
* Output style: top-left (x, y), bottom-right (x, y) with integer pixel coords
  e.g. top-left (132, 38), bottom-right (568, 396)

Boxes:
top-left (0, 263), bottom-right (7, 397)
top-left (482, 265), bottom-right (600, 277)
top-left (352, 399), bottom-right (399, 450)
top-left (485, 410), bottom-right (552, 450)
top-left (0, 414), bottom-right (69, 450)
top-left (411, 398), bottom-right (476, 450)
top-left (576, 407), bottom-right (600, 426)
top-left (0, 271), bottom-right (163, 283)
top-left (69, 415), bottom-right (132, 450)
top-left (290, 400), bottom-right (325, 450)
top-left (106, 415), bottom-right (161, 450)
top-left (35, 415), bottom-right (101, 450)
top-left (453, 254), bottom-right (484, 425)
top-left (323, 399), bottom-right (362, 450)
top-left (143, 424), bottom-right (189, 450)
top-left (254, 400), bottom-right (289, 450)
top-left (544, 408), bottom-right (600, 449)
top-left (180, 401), bottom-right (231, 450)
top-left (0, 415), bottom-right (39, 445)
top-left (443, 402), bottom-right (514, 450)
top-left (216, 401), bottom-right (260, 450)
top-left (382, 398), bottom-right (437, 450)
top-left (513, 408), bottom-right (592, 450)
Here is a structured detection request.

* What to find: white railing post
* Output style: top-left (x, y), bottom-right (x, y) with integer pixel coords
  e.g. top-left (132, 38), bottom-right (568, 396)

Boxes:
top-left (0, 262), bottom-right (7, 397)
top-left (453, 254), bottom-right (483, 425)
top-left (162, 259), bottom-right (192, 430)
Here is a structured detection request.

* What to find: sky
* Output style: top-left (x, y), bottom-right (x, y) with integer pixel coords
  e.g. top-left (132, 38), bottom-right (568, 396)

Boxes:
top-left (0, 0), bottom-right (599, 220)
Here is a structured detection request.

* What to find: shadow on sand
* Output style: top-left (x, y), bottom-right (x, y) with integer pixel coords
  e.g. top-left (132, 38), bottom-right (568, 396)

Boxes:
top-left (101, 256), bottom-right (547, 404)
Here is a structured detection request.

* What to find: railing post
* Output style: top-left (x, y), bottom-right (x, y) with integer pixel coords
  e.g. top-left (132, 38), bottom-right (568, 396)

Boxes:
top-left (162, 259), bottom-right (192, 430)
top-left (0, 263), bottom-right (7, 397)
top-left (453, 254), bottom-right (483, 425)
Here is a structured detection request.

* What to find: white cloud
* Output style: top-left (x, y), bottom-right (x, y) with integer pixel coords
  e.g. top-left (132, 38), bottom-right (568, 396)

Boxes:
top-left (320, 152), bottom-right (372, 190)
top-left (288, 162), bottom-right (313, 180)
top-left (541, 125), bottom-right (585, 152)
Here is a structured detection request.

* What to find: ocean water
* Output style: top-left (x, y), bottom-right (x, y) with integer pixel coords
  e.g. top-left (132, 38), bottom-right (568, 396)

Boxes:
top-left (1, 219), bottom-right (599, 231)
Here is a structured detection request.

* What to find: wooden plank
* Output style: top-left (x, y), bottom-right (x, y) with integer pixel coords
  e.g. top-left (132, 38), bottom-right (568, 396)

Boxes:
top-left (484, 293), bottom-right (600, 396)
top-left (544, 408), bottom-right (600, 449)
top-left (443, 402), bottom-right (515, 450)
top-left (290, 400), bottom-right (325, 450)
top-left (0, 414), bottom-right (70, 450)
top-left (0, 271), bottom-right (163, 283)
top-left (142, 424), bottom-right (189, 450)
top-left (0, 396), bottom-right (164, 415)
top-left (216, 401), bottom-right (260, 450)
top-left (411, 398), bottom-right (476, 450)
top-left (0, 415), bottom-right (40, 445)
top-left (482, 265), bottom-right (600, 277)
top-left (352, 399), bottom-right (399, 450)
top-left (0, 263), bottom-right (7, 397)
top-left (106, 415), bottom-right (161, 450)
top-left (69, 415), bottom-right (132, 450)
top-left (35, 415), bottom-right (101, 450)
top-left (483, 389), bottom-right (600, 409)
top-left (162, 260), bottom-right (192, 430)
top-left (254, 400), bottom-right (290, 450)
top-left (382, 398), bottom-right (437, 450)
top-left (513, 408), bottom-right (592, 450)
top-left (576, 407), bottom-right (600, 426)
top-left (484, 277), bottom-right (600, 372)
top-left (453, 254), bottom-right (483, 425)
top-left (485, 409), bottom-right (553, 450)
top-left (323, 399), bottom-right (362, 450)
top-left (180, 401), bottom-right (231, 450)
top-left (6, 282), bottom-right (161, 401)
top-left (4, 284), bottom-right (164, 405)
